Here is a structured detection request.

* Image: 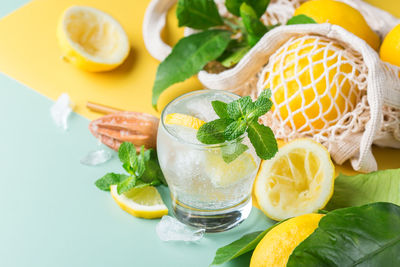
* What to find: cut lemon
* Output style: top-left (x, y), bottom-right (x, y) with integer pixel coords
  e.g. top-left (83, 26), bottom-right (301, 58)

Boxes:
top-left (57, 6), bottom-right (130, 72)
top-left (250, 213), bottom-right (323, 267)
top-left (164, 113), bottom-right (205, 130)
top-left (205, 150), bottom-right (258, 187)
top-left (254, 139), bottom-right (334, 221)
top-left (110, 185), bottom-right (168, 219)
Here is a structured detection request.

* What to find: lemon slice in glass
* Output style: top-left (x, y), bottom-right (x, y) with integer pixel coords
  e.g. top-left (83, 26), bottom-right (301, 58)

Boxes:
top-left (57, 6), bottom-right (130, 72)
top-left (164, 113), bottom-right (205, 130)
top-left (110, 185), bottom-right (168, 219)
top-left (254, 138), bottom-right (335, 221)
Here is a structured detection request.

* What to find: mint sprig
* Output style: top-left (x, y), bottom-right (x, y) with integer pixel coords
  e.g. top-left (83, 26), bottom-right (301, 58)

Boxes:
top-left (197, 89), bottom-right (278, 162)
top-left (95, 142), bottom-right (166, 194)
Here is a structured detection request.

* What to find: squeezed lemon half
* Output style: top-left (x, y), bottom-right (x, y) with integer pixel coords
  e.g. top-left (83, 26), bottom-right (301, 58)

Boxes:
top-left (57, 6), bottom-right (130, 72)
top-left (110, 185), bottom-right (168, 219)
top-left (254, 139), bottom-right (335, 221)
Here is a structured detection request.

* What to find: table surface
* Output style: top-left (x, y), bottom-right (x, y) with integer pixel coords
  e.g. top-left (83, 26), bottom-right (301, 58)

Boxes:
top-left (0, 1), bottom-right (399, 267)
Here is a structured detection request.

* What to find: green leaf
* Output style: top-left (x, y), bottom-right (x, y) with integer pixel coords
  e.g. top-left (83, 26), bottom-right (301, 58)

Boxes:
top-left (325, 169), bottom-right (400, 210)
top-left (240, 3), bottom-right (268, 46)
top-left (221, 45), bottom-right (251, 67)
top-left (245, 90), bottom-right (273, 122)
top-left (221, 142), bottom-right (248, 163)
top-left (225, 0), bottom-right (270, 18)
top-left (211, 221), bottom-right (280, 265)
top-left (118, 142), bottom-right (136, 167)
top-left (117, 176), bottom-right (137, 194)
top-left (286, 14), bottom-right (317, 25)
top-left (287, 202), bottom-right (400, 267)
top-left (141, 150), bottom-right (167, 185)
top-left (197, 118), bottom-right (233, 144)
top-left (152, 30), bottom-right (232, 108)
top-left (246, 122), bottom-right (278, 160)
top-left (177, 0), bottom-right (223, 30)
top-left (227, 95), bottom-right (252, 120)
top-left (212, 100), bottom-right (229, 118)
top-left (224, 120), bottom-right (247, 141)
top-left (95, 173), bottom-right (130, 191)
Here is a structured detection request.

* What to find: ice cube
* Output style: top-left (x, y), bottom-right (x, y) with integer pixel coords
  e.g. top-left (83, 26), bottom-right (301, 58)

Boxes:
top-left (80, 149), bottom-right (112, 166)
top-left (185, 97), bottom-right (218, 122)
top-left (166, 124), bottom-right (200, 144)
top-left (156, 215), bottom-right (205, 242)
top-left (50, 93), bottom-right (74, 130)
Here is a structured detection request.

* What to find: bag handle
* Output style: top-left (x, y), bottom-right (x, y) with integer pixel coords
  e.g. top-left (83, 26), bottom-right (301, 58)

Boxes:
top-left (143, 0), bottom-right (177, 61)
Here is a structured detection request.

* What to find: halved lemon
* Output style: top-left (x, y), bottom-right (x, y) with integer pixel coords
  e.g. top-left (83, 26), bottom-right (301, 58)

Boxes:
top-left (110, 185), bottom-right (168, 219)
top-left (57, 6), bottom-right (130, 72)
top-left (164, 113), bottom-right (205, 130)
top-left (254, 139), bottom-right (335, 221)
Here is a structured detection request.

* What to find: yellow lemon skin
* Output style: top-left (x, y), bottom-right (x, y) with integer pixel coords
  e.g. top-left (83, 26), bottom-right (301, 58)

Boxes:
top-left (294, 0), bottom-right (380, 50)
top-left (57, 6), bottom-right (130, 72)
top-left (164, 113), bottom-right (205, 130)
top-left (266, 37), bottom-right (359, 132)
top-left (380, 24), bottom-right (400, 67)
top-left (250, 213), bottom-right (323, 267)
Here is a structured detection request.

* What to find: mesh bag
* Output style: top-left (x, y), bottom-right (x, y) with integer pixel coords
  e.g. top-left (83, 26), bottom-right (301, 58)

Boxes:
top-left (143, 0), bottom-right (400, 172)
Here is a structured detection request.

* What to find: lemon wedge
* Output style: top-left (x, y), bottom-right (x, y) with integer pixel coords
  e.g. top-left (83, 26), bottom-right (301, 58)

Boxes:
top-left (254, 139), bottom-right (334, 221)
top-left (110, 185), bottom-right (168, 219)
top-left (164, 113), bottom-right (205, 130)
top-left (57, 6), bottom-right (130, 72)
top-left (205, 150), bottom-right (258, 187)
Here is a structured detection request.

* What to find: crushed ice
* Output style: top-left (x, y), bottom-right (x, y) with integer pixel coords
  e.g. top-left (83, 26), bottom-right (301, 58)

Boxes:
top-left (156, 215), bottom-right (205, 242)
top-left (50, 93), bottom-right (74, 130)
top-left (80, 149), bottom-right (112, 166)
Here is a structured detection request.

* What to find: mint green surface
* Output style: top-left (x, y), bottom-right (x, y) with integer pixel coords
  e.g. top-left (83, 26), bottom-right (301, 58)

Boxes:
top-left (0, 2), bottom-right (275, 266)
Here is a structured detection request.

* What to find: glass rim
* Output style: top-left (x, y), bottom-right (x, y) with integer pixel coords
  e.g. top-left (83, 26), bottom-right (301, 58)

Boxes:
top-left (160, 89), bottom-right (247, 149)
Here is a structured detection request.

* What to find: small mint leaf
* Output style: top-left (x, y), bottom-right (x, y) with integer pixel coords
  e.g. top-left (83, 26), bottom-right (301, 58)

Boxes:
top-left (246, 122), bottom-right (278, 160)
top-left (258, 88), bottom-right (272, 99)
top-left (286, 14), bottom-right (316, 25)
top-left (118, 142), bottom-right (136, 166)
top-left (141, 149), bottom-right (166, 185)
top-left (224, 120), bottom-right (247, 141)
top-left (117, 176), bottom-right (137, 194)
top-left (95, 173), bottom-right (130, 191)
top-left (221, 142), bottom-right (249, 163)
top-left (212, 100), bottom-right (229, 118)
top-left (227, 96), bottom-right (252, 120)
top-left (197, 118), bottom-right (233, 144)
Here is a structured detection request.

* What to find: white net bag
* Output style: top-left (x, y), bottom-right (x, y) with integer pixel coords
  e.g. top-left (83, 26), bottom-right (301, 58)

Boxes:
top-left (143, 0), bottom-right (400, 172)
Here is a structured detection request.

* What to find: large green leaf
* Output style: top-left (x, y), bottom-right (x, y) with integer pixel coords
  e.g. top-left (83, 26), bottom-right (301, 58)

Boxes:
top-left (225, 0), bottom-right (270, 18)
top-left (326, 169), bottom-right (400, 210)
top-left (152, 30), bottom-right (231, 108)
top-left (287, 202), bottom-right (400, 267)
top-left (240, 3), bottom-right (268, 46)
top-left (176, 0), bottom-right (223, 29)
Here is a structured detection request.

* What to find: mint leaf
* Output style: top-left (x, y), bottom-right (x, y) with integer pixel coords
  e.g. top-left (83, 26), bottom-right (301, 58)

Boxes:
top-left (224, 120), bottom-right (247, 141)
top-left (141, 150), bottom-right (166, 185)
top-left (227, 96), bottom-right (252, 120)
top-left (246, 122), bottom-right (278, 160)
top-left (286, 14), bottom-right (316, 25)
top-left (258, 88), bottom-right (272, 99)
top-left (117, 176), bottom-right (137, 195)
top-left (177, 0), bottom-right (223, 30)
top-left (95, 173), bottom-right (130, 191)
top-left (240, 3), bottom-right (268, 46)
top-left (226, 0), bottom-right (270, 18)
top-left (118, 142), bottom-right (136, 167)
top-left (197, 118), bottom-right (233, 144)
top-left (212, 100), bottom-right (229, 118)
top-left (152, 30), bottom-right (231, 108)
top-left (245, 98), bottom-right (272, 123)
top-left (221, 142), bottom-right (248, 163)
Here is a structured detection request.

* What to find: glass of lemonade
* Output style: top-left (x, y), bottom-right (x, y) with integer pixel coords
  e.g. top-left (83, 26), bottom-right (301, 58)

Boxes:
top-left (157, 90), bottom-right (260, 232)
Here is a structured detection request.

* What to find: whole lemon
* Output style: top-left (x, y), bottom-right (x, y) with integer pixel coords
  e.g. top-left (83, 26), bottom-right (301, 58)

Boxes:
top-left (294, 0), bottom-right (380, 50)
top-left (263, 36), bottom-right (361, 132)
top-left (250, 213), bottom-right (323, 267)
top-left (380, 24), bottom-right (400, 67)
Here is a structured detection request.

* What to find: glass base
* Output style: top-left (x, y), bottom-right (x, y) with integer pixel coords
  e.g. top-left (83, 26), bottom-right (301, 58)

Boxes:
top-left (172, 195), bottom-right (253, 233)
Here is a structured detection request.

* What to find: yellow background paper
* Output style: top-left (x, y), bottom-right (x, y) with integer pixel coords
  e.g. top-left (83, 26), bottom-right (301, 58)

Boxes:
top-left (0, 0), bottom-right (399, 174)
